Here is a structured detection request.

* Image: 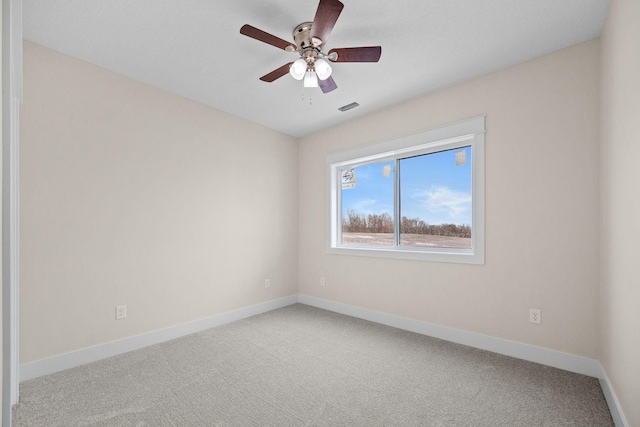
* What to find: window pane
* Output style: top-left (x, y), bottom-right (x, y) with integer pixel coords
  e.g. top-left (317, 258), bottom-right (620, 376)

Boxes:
top-left (399, 147), bottom-right (472, 249)
top-left (340, 160), bottom-right (394, 247)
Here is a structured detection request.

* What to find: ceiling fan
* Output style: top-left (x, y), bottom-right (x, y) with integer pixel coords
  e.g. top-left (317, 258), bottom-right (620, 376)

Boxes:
top-left (240, 0), bottom-right (382, 93)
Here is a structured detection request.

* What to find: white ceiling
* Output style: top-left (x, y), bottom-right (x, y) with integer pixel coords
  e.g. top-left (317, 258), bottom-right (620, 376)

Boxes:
top-left (23, 0), bottom-right (611, 138)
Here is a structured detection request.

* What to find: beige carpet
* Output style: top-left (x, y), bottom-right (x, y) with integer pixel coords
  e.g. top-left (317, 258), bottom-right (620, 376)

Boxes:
top-left (13, 304), bottom-right (613, 426)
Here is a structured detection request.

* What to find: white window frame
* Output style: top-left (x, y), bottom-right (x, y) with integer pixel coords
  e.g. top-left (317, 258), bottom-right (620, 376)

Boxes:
top-left (327, 116), bottom-right (485, 264)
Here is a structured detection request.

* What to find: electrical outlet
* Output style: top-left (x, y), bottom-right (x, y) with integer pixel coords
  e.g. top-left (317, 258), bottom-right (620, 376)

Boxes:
top-left (529, 309), bottom-right (541, 324)
top-left (265, 279), bottom-right (271, 288)
top-left (115, 305), bottom-right (127, 320)
top-left (320, 276), bottom-right (325, 286)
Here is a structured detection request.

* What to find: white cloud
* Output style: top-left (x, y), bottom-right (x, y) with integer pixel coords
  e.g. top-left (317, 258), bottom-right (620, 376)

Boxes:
top-left (348, 198), bottom-right (392, 216)
top-left (419, 186), bottom-right (471, 221)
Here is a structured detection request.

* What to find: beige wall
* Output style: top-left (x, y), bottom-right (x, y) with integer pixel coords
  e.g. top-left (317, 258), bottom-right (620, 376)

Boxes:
top-left (298, 40), bottom-right (601, 359)
top-left (14, 9), bottom-right (640, 423)
top-left (14, 5), bottom-right (640, 423)
top-left (19, 42), bottom-right (298, 363)
top-left (600, 0), bottom-right (640, 424)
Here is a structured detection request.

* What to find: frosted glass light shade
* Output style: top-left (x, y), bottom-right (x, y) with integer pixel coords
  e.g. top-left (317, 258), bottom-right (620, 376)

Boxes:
top-left (289, 58), bottom-right (307, 80)
top-left (303, 71), bottom-right (318, 88)
top-left (314, 58), bottom-right (332, 80)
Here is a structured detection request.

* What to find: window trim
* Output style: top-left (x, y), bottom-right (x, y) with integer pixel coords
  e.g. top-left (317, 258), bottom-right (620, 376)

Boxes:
top-left (326, 116), bottom-right (485, 264)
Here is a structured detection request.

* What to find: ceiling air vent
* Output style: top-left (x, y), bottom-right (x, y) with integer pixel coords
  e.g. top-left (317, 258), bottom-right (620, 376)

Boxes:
top-left (338, 102), bottom-right (360, 112)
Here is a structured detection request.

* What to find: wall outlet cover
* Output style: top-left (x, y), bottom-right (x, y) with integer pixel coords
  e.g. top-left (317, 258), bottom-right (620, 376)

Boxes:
top-left (116, 305), bottom-right (127, 320)
top-left (529, 308), bottom-right (541, 324)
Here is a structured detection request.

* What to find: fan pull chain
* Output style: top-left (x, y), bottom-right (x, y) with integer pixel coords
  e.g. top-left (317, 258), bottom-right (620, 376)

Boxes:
top-left (300, 88), bottom-right (313, 106)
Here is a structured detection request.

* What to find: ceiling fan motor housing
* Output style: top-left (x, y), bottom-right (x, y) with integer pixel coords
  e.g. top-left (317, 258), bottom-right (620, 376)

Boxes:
top-left (293, 22), bottom-right (322, 50)
top-left (239, 0), bottom-right (381, 93)
top-left (293, 22), bottom-right (325, 67)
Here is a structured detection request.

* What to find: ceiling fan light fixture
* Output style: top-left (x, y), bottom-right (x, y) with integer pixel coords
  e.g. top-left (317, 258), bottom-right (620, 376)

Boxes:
top-left (314, 58), bottom-right (332, 80)
top-left (240, 0), bottom-right (382, 94)
top-left (303, 71), bottom-right (319, 88)
top-left (289, 58), bottom-right (307, 80)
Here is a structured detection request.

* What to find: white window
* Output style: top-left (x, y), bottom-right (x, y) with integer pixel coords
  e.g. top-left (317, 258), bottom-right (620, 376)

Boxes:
top-left (327, 116), bottom-right (485, 264)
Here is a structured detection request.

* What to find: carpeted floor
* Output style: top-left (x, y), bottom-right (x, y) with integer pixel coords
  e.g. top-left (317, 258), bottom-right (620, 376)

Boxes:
top-left (13, 304), bottom-right (613, 426)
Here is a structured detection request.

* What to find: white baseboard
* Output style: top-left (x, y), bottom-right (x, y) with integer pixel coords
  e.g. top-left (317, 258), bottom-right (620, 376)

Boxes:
top-left (20, 295), bottom-right (298, 382)
top-left (298, 294), bottom-right (603, 378)
top-left (299, 295), bottom-right (634, 424)
top-left (19, 293), bottom-right (628, 425)
top-left (599, 369), bottom-right (629, 427)
top-left (21, 294), bottom-right (627, 424)
top-left (18, 294), bottom-right (604, 381)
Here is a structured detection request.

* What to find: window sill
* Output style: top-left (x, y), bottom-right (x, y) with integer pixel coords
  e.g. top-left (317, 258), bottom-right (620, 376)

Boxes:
top-left (327, 245), bottom-right (484, 264)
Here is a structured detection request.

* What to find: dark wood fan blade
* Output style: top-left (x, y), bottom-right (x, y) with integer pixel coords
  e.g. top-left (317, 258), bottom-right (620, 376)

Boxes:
top-left (260, 63), bottom-right (294, 82)
top-left (319, 76), bottom-right (338, 93)
top-left (328, 46), bottom-right (382, 62)
top-left (310, 0), bottom-right (344, 46)
top-left (240, 25), bottom-right (296, 51)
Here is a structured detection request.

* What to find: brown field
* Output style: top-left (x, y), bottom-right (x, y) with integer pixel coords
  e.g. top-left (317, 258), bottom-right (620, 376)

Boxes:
top-left (342, 232), bottom-right (471, 249)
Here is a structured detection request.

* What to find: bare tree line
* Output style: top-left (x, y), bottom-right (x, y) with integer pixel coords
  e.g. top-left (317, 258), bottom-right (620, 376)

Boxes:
top-left (343, 210), bottom-right (471, 238)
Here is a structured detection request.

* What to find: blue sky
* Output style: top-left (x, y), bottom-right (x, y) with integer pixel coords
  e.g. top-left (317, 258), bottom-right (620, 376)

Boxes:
top-left (341, 147), bottom-right (472, 225)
